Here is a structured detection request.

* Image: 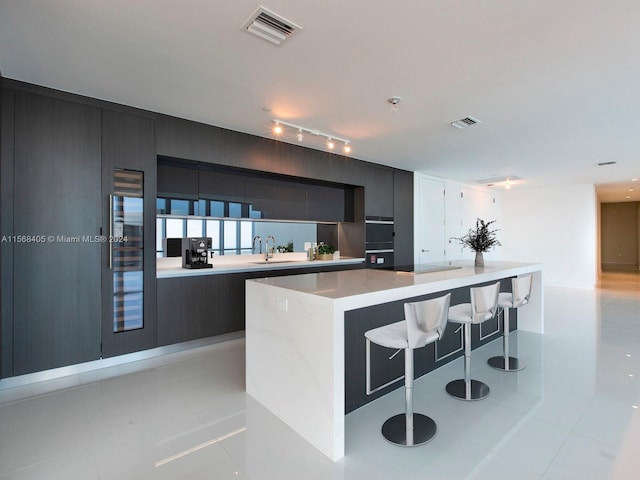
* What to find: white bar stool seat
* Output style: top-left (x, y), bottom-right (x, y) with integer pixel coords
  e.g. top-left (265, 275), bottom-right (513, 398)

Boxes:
top-left (364, 293), bottom-right (451, 447)
top-left (487, 274), bottom-right (533, 372)
top-left (445, 281), bottom-right (500, 401)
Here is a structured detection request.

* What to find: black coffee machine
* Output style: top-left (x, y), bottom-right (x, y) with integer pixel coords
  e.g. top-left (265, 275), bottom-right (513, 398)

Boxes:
top-left (182, 237), bottom-right (213, 269)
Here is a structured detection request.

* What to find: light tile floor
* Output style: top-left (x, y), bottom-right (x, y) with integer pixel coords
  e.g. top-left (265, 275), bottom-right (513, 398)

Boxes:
top-left (1, 272), bottom-right (639, 479)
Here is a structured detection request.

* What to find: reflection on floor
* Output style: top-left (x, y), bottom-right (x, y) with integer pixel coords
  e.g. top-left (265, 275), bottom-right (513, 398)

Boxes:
top-left (0, 272), bottom-right (639, 479)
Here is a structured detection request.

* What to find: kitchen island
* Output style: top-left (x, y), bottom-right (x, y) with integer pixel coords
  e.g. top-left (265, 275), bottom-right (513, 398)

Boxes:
top-left (245, 261), bottom-right (543, 460)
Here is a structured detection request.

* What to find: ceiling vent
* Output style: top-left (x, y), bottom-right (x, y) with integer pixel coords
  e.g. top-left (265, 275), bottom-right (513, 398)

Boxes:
top-left (475, 175), bottom-right (522, 187)
top-left (450, 116), bottom-right (481, 129)
top-left (240, 6), bottom-right (302, 46)
top-left (597, 161), bottom-right (617, 166)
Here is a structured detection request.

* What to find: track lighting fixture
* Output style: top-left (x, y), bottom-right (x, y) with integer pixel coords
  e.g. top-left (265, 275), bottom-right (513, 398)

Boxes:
top-left (272, 119), bottom-right (351, 154)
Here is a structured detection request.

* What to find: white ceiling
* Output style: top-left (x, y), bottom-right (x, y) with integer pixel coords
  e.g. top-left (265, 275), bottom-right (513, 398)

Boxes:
top-left (1, 0), bottom-right (639, 202)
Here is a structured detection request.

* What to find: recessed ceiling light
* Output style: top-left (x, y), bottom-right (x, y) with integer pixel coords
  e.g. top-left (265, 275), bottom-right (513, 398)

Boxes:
top-left (632, 178), bottom-right (638, 182)
top-left (626, 196), bottom-right (632, 199)
top-left (388, 96), bottom-right (402, 112)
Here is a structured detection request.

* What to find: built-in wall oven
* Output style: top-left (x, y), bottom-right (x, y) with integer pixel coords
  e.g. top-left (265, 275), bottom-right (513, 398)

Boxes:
top-left (365, 217), bottom-right (394, 268)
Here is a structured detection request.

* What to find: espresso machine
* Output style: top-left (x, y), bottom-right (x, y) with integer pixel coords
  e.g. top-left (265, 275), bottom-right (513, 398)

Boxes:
top-left (182, 237), bottom-right (213, 269)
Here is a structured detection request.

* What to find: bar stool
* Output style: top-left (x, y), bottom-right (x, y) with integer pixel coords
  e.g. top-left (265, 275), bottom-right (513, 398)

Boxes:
top-left (445, 281), bottom-right (500, 401)
top-left (364, 293), bottom-right (451, 446)
top-left (487, 274), bottom-right (533, 371)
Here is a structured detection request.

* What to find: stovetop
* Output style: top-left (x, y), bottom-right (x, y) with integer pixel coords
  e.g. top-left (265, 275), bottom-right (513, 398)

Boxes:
top-left (392, 263), bottom-right (463, 274)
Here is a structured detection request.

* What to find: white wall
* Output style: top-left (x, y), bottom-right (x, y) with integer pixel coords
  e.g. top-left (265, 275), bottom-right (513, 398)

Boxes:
top-left (414, 174), bottom-right (503, 264)
top-left (445, 180), bottom-right (502, 262)
top-left (501, 184), bottom-right (597, 288)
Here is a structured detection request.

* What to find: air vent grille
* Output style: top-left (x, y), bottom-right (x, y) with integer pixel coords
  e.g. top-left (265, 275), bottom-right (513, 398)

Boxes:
top-left (597, 161), bottom-right (617, 166)
top-left (240, 6), bottom-right (302, 46)
top-left (450, 116), bottom-right (481, 129)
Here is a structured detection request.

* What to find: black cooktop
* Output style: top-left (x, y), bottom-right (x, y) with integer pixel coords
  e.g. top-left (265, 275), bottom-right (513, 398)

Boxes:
top-left (392, 263), bottom-right (462, 274)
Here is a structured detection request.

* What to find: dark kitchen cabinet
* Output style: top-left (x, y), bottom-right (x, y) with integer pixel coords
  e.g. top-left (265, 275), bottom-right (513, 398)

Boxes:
top-left (198, 167), bottom-right (245, 203)
top-left (158, 159), bottom-right (351, 222)
top-left (1, 85), bottom-right (14, 378)
top-left (393, 170), bottom-right (414, 266)
top-left (100, 109), bottom-right (157, 358)
top-left (364, 166), bottom-right (394, 218)
top-left (11, 92), bottom-right (102, 375)
top-left (307, 183), bottom-right (347, 222)
top-left (244, 175), bottom-right (307, 220)
top-left (157, 161), bottom-right (198, 199)
top-left (157, 263), bottom-right (363, 346)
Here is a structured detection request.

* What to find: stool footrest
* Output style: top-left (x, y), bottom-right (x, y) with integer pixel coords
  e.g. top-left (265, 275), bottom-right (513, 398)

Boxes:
top-left (487, 356), bottom-right (525, 371)
top-left (446, 379), bottom-right (490, 401)
top-left (381, 413), bottom-right (437, 446)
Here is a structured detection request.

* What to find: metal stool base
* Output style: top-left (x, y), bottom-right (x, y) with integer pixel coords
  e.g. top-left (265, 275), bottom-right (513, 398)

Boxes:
top-left (487, 355), bottom-right (525, 371)
top-left (381, 413), bottom-right (437, 446)
top-left (446, 379), bottom-right (490, 401)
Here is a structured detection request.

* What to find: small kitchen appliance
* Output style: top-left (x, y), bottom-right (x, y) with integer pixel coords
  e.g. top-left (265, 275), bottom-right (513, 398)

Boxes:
top-left (182, 237), bottom-right (213, 269)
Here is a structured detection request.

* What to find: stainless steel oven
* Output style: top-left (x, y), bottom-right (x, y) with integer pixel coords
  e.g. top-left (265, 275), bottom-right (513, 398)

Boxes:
top-left (365, 217), bottom-right (394, 268)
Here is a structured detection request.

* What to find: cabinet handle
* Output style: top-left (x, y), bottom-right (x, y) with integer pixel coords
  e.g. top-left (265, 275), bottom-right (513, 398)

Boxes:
top-left (108, 194), bottom-right (113, 270)
top-left (421, 249), bottom-right (430, 252)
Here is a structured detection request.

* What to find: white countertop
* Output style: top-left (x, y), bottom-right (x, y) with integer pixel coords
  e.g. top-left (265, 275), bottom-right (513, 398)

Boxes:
top-left (156, 252), bottom-right (364, 278)
top-left (249, 260), bottom-right (543, 310)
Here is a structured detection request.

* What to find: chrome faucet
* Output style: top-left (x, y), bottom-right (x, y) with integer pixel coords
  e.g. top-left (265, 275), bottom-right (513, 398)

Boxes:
top-left (264, 235), bottom-right (276, 260)
top-left (252, 235), bottom-right (262, 254)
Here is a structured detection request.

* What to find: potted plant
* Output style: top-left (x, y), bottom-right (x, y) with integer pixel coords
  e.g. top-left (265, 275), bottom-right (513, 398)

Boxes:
top-left (452, 218), bottom-right (501, 267)
top-left (315, 243), bottom-right (336, 261)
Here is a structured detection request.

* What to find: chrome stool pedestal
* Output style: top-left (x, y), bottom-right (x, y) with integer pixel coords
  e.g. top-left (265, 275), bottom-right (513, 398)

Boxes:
top-left (445, 281), bottom-right (500, 401)
top-left (487, 275), bottom-right (533, 372)
top-left (445, 323), bottom-right (491, 401)
top-left (381, 344), bottom-right (437, 446)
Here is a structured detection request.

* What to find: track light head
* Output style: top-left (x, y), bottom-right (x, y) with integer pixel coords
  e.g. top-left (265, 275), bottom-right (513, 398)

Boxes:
top-left (326, 138), bottom-right (335, 150)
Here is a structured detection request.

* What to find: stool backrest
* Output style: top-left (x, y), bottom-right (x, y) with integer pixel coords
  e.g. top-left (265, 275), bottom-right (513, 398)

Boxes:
top-left (512, 275), bottom-right (533, 308)
top-left (470, 281), bottom-right (500, 323)
top-left (404, 293), bottom-right (451, 349)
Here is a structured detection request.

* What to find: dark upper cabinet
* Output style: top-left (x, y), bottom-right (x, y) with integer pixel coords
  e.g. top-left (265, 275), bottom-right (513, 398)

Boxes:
top-left (307, 183), bottom-right (347, 222)
top-left (244, 175), bottom-right (307, 220)
top-left (158, 162), bottom-right (198, 198)
top-left (364, 166), bottom-right (394, 218)
top-left (160, 160), bottom-right (351, 222)
top-left (199, 168), bottom-right (245, 203)
top-left (272, 179), bottom-right (308, 220)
